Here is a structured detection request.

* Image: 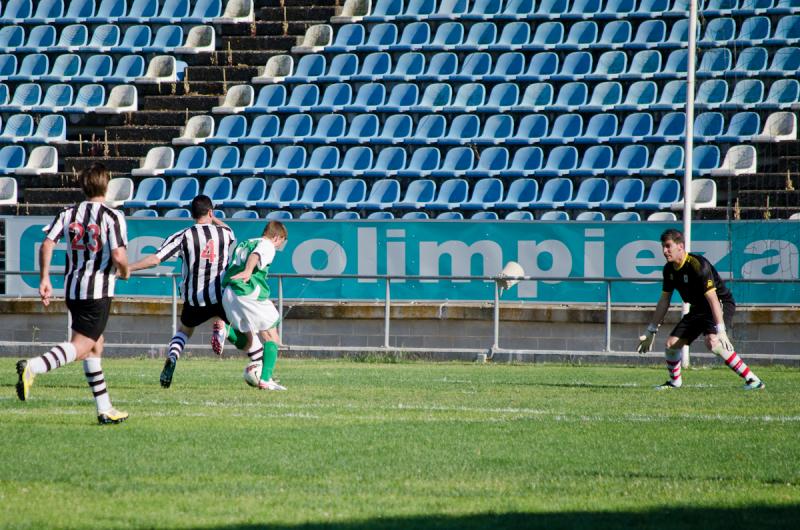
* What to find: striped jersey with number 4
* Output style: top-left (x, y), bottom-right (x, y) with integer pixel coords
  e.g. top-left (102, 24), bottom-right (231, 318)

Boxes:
top-left (44, 201), bottom-right (127, 300)
top-left (223, 238), bottom-right (276, 302)
top-left (155, 224), bottom-right (235, 306)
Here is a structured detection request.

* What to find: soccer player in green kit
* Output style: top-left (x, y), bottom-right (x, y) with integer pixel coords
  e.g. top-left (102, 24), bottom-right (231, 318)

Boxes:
top-left (638, 229), bottom-right (764, 390)
top-left (222, 220), bottom-right (287, 390)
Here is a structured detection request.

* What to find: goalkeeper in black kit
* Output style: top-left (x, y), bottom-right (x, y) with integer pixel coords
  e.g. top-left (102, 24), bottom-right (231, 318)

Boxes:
top-left (637, 229), bottom-right (764, 390)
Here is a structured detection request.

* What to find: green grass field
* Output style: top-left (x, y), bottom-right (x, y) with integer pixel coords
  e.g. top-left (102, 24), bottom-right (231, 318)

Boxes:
top-left (1, 358), bottom-right (798, 530)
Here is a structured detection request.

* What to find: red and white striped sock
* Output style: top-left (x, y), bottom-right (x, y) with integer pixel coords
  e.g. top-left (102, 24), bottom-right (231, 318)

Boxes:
top-left (665, 347), bottom-right (682, 387)
top-left (27, 342), bottom-right (77, 375)
top-left (83, 358), bottom-right (112, 413)
top-left (723, 351), bottom-right (756, 381)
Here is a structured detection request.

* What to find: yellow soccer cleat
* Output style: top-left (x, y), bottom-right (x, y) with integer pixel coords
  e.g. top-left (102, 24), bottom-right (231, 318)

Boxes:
top-left (15, 360), bottom-right (34, 401)
top-left (97, 408), bottom-right (129, 425)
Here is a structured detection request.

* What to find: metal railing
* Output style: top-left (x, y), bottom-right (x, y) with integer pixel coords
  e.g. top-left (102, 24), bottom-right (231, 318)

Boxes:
top-left (1, 270), bottom-right (797, 358)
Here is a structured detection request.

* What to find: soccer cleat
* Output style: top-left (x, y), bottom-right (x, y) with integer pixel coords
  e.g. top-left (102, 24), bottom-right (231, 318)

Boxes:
top-left (97, 408), bottom-right (129, 425)
top-left (655, 380), bottom-right (681, 390)
top-left (211, 320), bottom-right (225, 356)
top-left (160, 357), bottom-right (177, 388)
top-left (258, 378), bottom-right (287, 391)
top-left (15, 360), bottom-right (34, 401)
top-left (743, 379), bottom-right (765, 391)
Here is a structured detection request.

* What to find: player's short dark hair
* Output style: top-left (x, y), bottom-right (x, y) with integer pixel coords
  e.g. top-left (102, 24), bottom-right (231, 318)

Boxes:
top-left (660, 228), bottom-right (684, 245)
top-left (263, 220), bottom-right (287, 239)
top-left (190, 194), bottom-right (213, 219)
top-left (79, 163), bottom-right (109, 198)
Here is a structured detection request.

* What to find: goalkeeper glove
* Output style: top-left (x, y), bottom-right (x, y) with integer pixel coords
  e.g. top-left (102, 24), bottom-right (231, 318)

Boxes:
top-left (637, 324), bottom-right (659, 354)
top-left (715, 323), bottom-right (735, 353)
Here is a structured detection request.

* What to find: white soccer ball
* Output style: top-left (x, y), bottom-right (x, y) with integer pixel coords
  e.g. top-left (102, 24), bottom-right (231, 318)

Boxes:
top-left (243, 361), bottom-right (262, 387)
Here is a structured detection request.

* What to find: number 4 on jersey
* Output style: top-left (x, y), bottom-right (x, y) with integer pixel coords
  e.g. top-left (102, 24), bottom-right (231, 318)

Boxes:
top-left (200, 240), bottom-right (216, 262)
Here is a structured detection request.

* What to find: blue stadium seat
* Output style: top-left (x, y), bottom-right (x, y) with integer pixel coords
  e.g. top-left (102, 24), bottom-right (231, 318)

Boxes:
top-left (27, 114), bottom-right (65, 143)
top-left (10, 54), bottom-right (48, 82)
top-left (566, 0), bottom-right (601, 18)
top-left (397, 146), bottom-right (440, 177)
top-left (64, 0), bottom-right (96, 22)
top-left (587, 51), bottom-right (627, 80)
top-left (121, 0), bottom-right (158, 23)
top-left (607, 145), bottom-right (649, 176)
top-left (30, 0), bottom-right (63, 23)
top-left (239, 115), bottom-right (279, 144)
top-left (646, 111), bottom-right (686, 142)
top-left (185, 0), bottom-right (222, 23)
top-left (461, 178), bottom-right (503, 210)
top-left (601, 178), bottom-right (645, 210)
top-left (90, 0), bottom-right (128, 23)
top-left (700, 17), bottom-right (735, 46)
top-left (450, 50), bottom-right (492, 79)
top-left (636, 179), bottom-right (681, 210)
top-left (358, 179), bottom-right (401, 210)
top-left (361, 22), bottom-right (398, 51)
top-left (201, 176), bottom-right (233, 203)
top-left (118, 25), bottom-right (151, 53)
top-left (697, 48), bottom-right (732, 77)
top-left (197, 146), bottom-right (240, 176)
top-left (402, 211), bottom-right (430, 220)
top-left (767, 15), bottom-right (800, 45)
top-left (429, 21), bottom-right (463, 49)
top-left (630, 19), bottom-right (667, 49)
top-left (255, 177), bottom-right (299, 208)
top-left (346, 83), bottom-right (385, 112)
top-left (265, 210), bottom-right (293, 220)
top-left (542, 114), bottom-right (582, 144)
top-left (431, 0), bottom-right (470, 20)
top-left (458, 21), bottom-right (497, 50)
top-left (445, 82), bottom-right (485, 111)
top-left (530, 178), bottom-right (572, 209)
top-left (273, 114), bottom-right (312, 144)
top-left (573, 145), bottom-right (613, 176)
top-left (394, 178), bottom-right (436, 209)
top-left (146, 25), bottom-right (183, 52)
top-left (720, 79), bottom-right (763, 109)
top-left (518, 51), bottom-right (559, 81)
top-left (485, 51), bottom-right (525, 81)
top-left (330, 146), bottom-right (372, 177)
top-left (427, 178), bottom-right (469, 210)
top-left (505, 210), bottom-right (534, 220)
top-left (297, 146), bottom-right (340, 176)
top-left (622, 49), bottom-right (663, 80)
top-left (695, 79), bottom-right (729, 109)
top-left (366, 211), bottom-right (394, 220)
top-left (490, 21), bottom-right (530, 50)
top-left (474, 114), bottom-right (514, 144)
top-left (577, 113), bottom-right (618, 144)
top-left (19, 25), bottom-right (56, 53)
top-left (164, 146), bottom-right (207, 176)
top-left (464, 0), bottom-right (503, 20)
top-left (410, 114), bottom-right (447, 144)
top-left (483, 82), bottom-right (519, 112)
top-left (611, 211), bottom-right (641, 221)
top-left (419, 52), bottom-right (458, 81)
top-left (535, 0), bottom-right (569, 19)
top-left (538, 146), bottom-right (578, 176)
top-left (319, 53), bottom-right (359, 82)
top-left (693, 145), bottom-right (722, 175)
top-left (207, 115), bottom-right (246, 144)
top-left (305, 114), bottom-right (346, 144)
top-left (0, 83), bottom-right (40, 112)
top-left (506, 113), bottom-right (547, 143)
top-left (299, 211), bottom-right (326, 220)
top-left (435, 211), bottom-right (464, 220)
top-left (87, 24), bottom-right (122, 52)
top-left (552, 51), bottom-right (592, 80)
top-left (364, 146), bottom-right (406, 177)
top-left (332, 211), bottom-right (360, 220)
top-left (465, 146), bottom-right (509, 177)
top-left (383, 83), bottom-right (418, 111)
top-left (369, 114), bottom-right (410, 145)
top-left (327, 23), bottom-right (365, 52)
top-left (289, 177), bottom-right (333, 208)
top-left (0, 114), bottom-right (33, 142)
top-left (431, 146), bottom-right (474, 176)
top-left (611, 112), bottom-right (654, 142)
top-left (774, 0), bottom-right (800, 14)
top-left (352, 52), bottom-right (392, 81)
top-left (411, 83), bottom-right (451, 112)
top-left (384, 51), bottom-right (424, 81)
top-left (728, 47), bottom-right (768, 77)
top-left (340, 114), bottom-right (380, 144)
top-left (593, 19), bottom-right (632, 49)
top-left (314, 83), bottom-right (352, 112)
top-left (131, 209), bottom-right (159, 217)
top-left (153, 0), bottom-right (189, 23)
top-left (222, 177), bottom-right (266, 207)
top-left (324, 178), bottom-right (367, 209)
top-left (125, 177), bottom-right (166, 208)
top-left (575, 211), bottom-right (605, 221)
top-left (1, 0), bottom-right (33, 22)
top-left (391, 21), bottom-right (429, 50)
top-left (283, 84), bottom-right (320, 113)
top-left (618, 80), bottom-right (657, 110)
top-left (495, 178), bottom-right (538, 209)
top-left (263, 145), bottom-right (306, 176)
top-left (585, 81), bottom-right (623, 111)
top-left (74, 54), bottom-right (115, 83)
top-left (641, 145), bottom-right (684, 176)
top-left (552, 82), bottom-right (588, 112)
top-left (766, 47), bottom-right (800, 76)
top-left (108, 54), bottom-right (144, 82)
top-left (516, 82), bottom-right (553, 111)
top-left (52, 24), bottom-right (88, 52)
top-left (564, 178), bottom-right (609, 209)
top-left (249, 85), bottom-right (287, 113)
top-left (664, 18), bottom-right (689, 47)
top-left (761, 78), bottom-right (799, 108)
top-left (559, 20), bottom-right (598, 50)
top-left (505, 146), bottom-right (543, 177)
top-left (0, 84), bottom-right (7, 106)
top-left (693, 112), bottom-right (725, 141)
top-left (470, 211), bottom-right (499, 220)
top-left (440, 114), bottom-right (480, 144)
top-left (499, 0), bottom-right (536, 19)
top-left (229, 145), bottom-right (273, 176)
top-left (0, 145), bottom-right (25, 174)
top-left (66, 83), bottom-right (106, 113)
top-left (156, 177), bottom-right (200, 208)
top-left (639, 0), bottom-right (670, 16)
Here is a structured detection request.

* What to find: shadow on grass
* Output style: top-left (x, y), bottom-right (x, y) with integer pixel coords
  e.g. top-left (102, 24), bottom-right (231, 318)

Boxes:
top-left (199, 505), bottom-right (800, 530)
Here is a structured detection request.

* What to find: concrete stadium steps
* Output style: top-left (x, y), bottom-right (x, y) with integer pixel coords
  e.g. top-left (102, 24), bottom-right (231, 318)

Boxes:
top-left (127, 110), bottom-right (212, 127)
top-left (135, 82), bottom-right (247, 98)
top-left (183, 50), bottom-right (291, 68)
top-left (737, 190), bottom-right (800, 209)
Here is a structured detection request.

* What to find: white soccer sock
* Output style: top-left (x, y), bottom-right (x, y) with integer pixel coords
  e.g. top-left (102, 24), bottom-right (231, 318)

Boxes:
top-left (83, 357), bottom-right (112, 413)
top-left (28, 342), bottom-right (77, 375)
top-left (247, 338), bottom-right (263, 363)
top-left (665, 347), bottom-right (682, 386)
top-left (167, 331), bottom-right (189, 361)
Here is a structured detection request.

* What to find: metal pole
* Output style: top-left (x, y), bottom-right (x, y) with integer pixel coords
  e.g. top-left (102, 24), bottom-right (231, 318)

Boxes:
top-left (171, 275), bottom-right (177, 338)
top-left (682, 0), bottom-right (698, 368)
top-left (278, 276), bottom-right (284, 339)
top-left (384, 277), bottom-right (390, 349)
top-left (605, 281), bottom-right (612, 352)
top-left (493, 281), bottom-right (500, 351)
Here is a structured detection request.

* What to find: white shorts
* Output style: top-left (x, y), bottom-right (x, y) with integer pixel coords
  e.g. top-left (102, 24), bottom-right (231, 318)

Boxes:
top-left (222, 288), bottom-right (280, 334)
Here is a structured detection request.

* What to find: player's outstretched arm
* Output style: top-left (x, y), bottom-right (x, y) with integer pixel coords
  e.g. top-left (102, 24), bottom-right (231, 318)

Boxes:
top-left (38, 238), bottom-right (56, 306)
top-left (704, 289), bottom-right (734, 352)
top-left (112, 247), bottom-right (131, 280)
top-left (230, 253), bottom-right (260, 283)
top-left (637, 291), bottom-right (672, 354)
top-left (129, 254), bottom-right (162, 273)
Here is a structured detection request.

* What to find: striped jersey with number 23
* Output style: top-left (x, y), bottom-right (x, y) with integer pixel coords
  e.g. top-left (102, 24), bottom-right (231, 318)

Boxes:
top-left (155, 223), bottom-right (235, 306)
top-left (44, 201), bottom-right (128, 300)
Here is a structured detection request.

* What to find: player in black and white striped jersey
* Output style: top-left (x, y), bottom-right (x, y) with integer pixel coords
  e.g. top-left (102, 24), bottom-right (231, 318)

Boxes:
top-left (129, 195), bottom-right (236, 388)
top-left (15, 163), bottom-right (131, 425)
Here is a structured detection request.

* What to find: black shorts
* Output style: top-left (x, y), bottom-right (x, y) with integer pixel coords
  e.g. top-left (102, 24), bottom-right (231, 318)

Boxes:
top-left (670, 301), bottom-right (735, 345)
top-left (180, 301), bottom-right (228, 328)
top-left (66, 297), bottom-right (112, 341)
